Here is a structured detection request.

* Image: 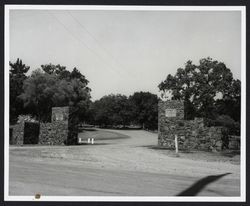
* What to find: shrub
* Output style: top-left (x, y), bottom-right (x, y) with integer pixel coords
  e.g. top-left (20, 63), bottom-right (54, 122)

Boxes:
top-left (205, 115), bottom-right (240, 136)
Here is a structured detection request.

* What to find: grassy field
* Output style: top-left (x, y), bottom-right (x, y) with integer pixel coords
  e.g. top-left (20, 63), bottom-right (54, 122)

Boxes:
top-left (78, 128), bottom-right (130, 142)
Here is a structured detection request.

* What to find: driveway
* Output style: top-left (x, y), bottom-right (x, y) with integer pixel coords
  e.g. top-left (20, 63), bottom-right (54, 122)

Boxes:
top-left (9, 129), bottom-right (240, 196)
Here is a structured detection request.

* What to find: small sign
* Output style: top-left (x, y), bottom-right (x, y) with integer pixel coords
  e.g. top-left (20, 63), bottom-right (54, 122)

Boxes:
top-left (165, 109), bottom-right (177, 117)
top-left (55, 113), bottom-right (64, 121)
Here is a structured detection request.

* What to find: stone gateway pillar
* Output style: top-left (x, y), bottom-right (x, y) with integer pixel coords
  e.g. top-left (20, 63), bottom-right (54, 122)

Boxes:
top-left (10, 107), bottom-right (79, 146)
top-left (158, 100), bottom-right (232, 151)
top-left (39, 106), bottom-right (79, 145)
top-left (158, 100), bottom-right (184, 148)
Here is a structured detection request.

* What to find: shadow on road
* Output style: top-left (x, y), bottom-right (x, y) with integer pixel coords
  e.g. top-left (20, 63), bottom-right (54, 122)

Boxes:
top-left (177, 173), bottom-right (231, 196)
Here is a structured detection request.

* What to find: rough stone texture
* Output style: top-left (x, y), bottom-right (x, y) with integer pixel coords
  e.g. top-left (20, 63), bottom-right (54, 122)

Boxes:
top-left (228, 136), bottom-right (240, 150)
top-left (51, 107), bottom-right (69, 122)
top-left (158, 100), bottom-right (184, 120)
top-left (158, 100), bottom-right (237, 151)
top-left (39, 121), bottom-right (68, 145)
top-left (39, 106), bottom-right (78, 145)
top-left (11, 121), bottom-right (25, 145)
top-left (10, 115), bottom-right (38, 145)
top-left (10, 106), bottom-right (79, 145)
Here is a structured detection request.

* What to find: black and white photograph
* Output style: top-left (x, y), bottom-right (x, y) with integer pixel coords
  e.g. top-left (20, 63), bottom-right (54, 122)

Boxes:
top-left (4, 5), bottom-right (246, 202)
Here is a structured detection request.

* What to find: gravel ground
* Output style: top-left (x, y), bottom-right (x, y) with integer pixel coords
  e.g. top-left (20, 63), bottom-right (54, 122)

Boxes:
top-left (9, 129), bottom-right (240, 197)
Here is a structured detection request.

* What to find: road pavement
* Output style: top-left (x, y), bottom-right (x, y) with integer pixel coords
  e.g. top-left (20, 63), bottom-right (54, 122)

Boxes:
top-left (9, 129), bottom-right (240, 196)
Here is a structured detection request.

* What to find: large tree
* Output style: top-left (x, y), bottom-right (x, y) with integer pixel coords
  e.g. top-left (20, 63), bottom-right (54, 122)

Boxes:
top-left (129, 92), bottom-right (158, 130)
top-left (20, 65), bottom-right (91, 122)
top-left (92, 94), bottom-right (133, 127)
top-left (158, 57), bottom-right (241, 121)
top-left (9, 58), bottom-right (30, 123)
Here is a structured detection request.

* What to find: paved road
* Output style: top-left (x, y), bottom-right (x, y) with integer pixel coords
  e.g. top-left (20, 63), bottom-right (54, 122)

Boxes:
top-left (9, 129), bottom-right (240, 196)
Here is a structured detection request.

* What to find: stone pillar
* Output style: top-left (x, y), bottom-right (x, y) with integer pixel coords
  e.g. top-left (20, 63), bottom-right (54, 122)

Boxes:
top-left (158, 100), bottom-right (184, 148)
top-left (39, 106), bottom-right (79, 145)
top-left (51, 106), bottom-right (78, 145)
top-left (12, 121), bottom-right (25, 145)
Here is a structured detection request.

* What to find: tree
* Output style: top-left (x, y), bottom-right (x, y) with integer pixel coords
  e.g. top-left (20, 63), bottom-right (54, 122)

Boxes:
top-left (19, 69), bottom-right (58, 121)
top-left (20, 65), bottom-right (91, 122)
top-left (9, 58), bottom-right (30, 123)
top-left (214, 79), bottom-right (241, 122)
top-left (158, 57), bottom-right (241, 121)
top-left (129, 92), bottom-right (158, 130)
top-left (41, 64), bottom-right (91, 92)
top-left (92, 94), bottom-right (133, 127)
top-left (68, 78), bottom-right (91, 122)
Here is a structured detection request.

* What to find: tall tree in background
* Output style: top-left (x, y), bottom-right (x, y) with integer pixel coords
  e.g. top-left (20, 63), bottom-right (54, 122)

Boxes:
top-left (92, 94), bottom-right (133, 127)
top-left (19, 69), bottom-right (59, 121)
top-left (158, 57), bottom-right (241, 121)
top-left (20, 65), bottom-right (91, 122)
top-left (9, 58), bottom-right (30, 123)
top-left (129, 92), bottom-right (158, 130)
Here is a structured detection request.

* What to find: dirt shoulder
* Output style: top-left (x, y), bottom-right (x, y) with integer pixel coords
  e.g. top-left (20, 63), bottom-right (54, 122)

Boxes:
top-left (9, 129), bottom-right (240, 196)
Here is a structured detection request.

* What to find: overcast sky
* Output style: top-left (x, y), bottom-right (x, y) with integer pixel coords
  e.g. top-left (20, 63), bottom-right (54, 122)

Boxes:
top-left (9, 9), bottom-right (241, 100)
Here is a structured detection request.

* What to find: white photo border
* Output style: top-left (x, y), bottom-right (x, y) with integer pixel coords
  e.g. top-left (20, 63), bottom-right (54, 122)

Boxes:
top-left (4, 5), bottom-right (246, 202)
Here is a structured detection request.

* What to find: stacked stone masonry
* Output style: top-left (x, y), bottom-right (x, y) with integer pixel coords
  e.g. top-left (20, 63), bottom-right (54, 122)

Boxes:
top-left (38, 107), bottom-right (70, 145)
top-left (39, 122), bottom-right (68, 145)
top-left (158, 100), bottom-right (240, 151)
top-left (10, 106), bottom-right (78, 145)
top-left (10, 121), bottom-right (25, 145)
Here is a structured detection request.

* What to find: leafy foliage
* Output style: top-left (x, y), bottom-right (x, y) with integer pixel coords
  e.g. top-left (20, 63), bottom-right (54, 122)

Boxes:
top-left (205, 115), bottom-right (240, 135)
top-left (91, 94), bottom-right (133, 127)
top-left (9, 58), bottom-right (30, 123)
top-left (158, 57), bottom-right (241, 122)
top-left (129, 92), bottom-right (158, 130)
top-left (19, 65), bottom-right (91, 122)
top-left (89, 92), bottom-right (158, 130)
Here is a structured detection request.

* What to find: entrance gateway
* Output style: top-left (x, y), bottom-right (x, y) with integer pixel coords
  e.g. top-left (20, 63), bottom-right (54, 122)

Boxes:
top-left (158, 100), bottom-right (238, 151)
top-left (10, 106), bottom-right (78, 145)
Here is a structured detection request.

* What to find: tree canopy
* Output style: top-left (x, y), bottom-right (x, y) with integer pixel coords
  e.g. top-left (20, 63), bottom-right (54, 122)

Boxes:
top-left (19, 64), bottom-right (91, 122)
top-left (90, 94), bottom-right (133, 127)
top-left (158, 57), bottom-right (241, 122)
top-left (89, 92), bottom-right (158, 130)
top-left (129, 92), bottom-right (158, 130)
top-left (9, 58), bottom-right (30, 123)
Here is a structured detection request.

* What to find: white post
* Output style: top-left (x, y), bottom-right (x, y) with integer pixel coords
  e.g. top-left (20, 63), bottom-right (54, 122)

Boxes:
top-left (87, 138), bottom-right (90, 144)
top-left (91, 138), bottom-right (94, 144)
top-left (175, 135), bottom-right (179, 155)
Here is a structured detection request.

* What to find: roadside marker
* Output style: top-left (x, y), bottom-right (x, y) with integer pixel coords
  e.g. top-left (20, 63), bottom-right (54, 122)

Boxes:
top-left (175, 135), bottom-right (179, 157)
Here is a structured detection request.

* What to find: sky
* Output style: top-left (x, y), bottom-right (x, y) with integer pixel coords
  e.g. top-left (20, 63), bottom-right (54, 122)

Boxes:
top-left (9, 9), bottom-right (242, 100)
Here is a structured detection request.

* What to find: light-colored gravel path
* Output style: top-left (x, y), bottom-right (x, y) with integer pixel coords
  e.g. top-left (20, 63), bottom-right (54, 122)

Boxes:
top-left (9, 129), bottom-right (240, 196)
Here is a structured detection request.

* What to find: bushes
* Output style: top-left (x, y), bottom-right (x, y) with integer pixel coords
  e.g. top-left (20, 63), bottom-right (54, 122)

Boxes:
top-left (205, 115), bottom-right (240, 136)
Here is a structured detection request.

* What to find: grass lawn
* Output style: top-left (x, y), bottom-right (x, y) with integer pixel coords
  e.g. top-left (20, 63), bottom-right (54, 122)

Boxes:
top-left (78, 128), bottom-right (130, 141)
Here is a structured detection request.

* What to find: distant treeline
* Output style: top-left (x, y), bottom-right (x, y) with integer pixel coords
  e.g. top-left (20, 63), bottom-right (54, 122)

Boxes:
top-left (86, 92), bottom-right (158, 130)
top-left (10, 57), bottom-right (241, 133)
top-left (9, 58), bottom-right (158, 130)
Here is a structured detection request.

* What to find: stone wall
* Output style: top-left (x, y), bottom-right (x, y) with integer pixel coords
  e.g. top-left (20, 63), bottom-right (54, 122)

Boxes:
top-left (39, 121), bottom-right (68, 145)
top-left (228, 136), bottom-right (240, 150)
top-left (158, 100), bottom-right (184, 121)
top-left (158, 100), bottom-right (235, 151)
top-left (10, 106), bottom-right (78, 145)
top-left (10, 115), bottom-right (37, 145)
top-left (10, 121), bottom-right (25, 145)
top-left (39, 106), bottom-right (78, 145)
top-left (51, 107), bottom-right (69, 122)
